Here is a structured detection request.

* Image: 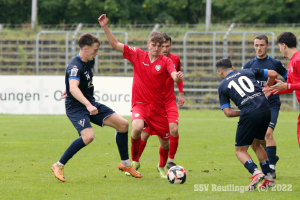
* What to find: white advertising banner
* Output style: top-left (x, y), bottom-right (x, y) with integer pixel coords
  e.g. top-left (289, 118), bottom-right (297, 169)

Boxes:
top-left (0, 76), bottom-right (133, 116)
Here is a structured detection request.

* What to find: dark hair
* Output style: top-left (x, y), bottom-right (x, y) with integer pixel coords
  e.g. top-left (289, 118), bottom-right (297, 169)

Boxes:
top-left (148, 31), bottom-right (164, 45)
top-left (216, 59), bottom-right (232, 69)
top-left (78, 33), bottom-right (100, 49)
top-left (277, 32), bottom-right (297, 48)
top-left (163, 33), bottom-right (172, 43)
top-left (254, 34), bottom-right (268, 44)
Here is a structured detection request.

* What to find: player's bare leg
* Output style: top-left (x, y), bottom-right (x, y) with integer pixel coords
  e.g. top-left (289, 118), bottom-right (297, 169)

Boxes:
top-left (139, 131), bottom-right (150, 159)
top-left (130, 119), bottom-right (144, 165)
top-left (251, 139), bottom-right (275, 189)
top-left (167, 122), bottom-right (179, 169)
top-left (157, 137), bottom-right (169, 178)
top-left (104, 113), bottom-right (142, 178)
top-left (264, 127), bottom-right (277, 178)
top-left (52, 128), bottom-right (94, 182)
top-left (235, 144), bottom-right (264, 191)
top-left (125, 131), bottom-right (149, 176)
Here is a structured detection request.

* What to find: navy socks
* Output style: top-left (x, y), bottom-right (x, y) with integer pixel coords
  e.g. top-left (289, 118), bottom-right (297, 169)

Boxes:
top-left (59, 137), bottom-right (86, 165)
top-left (115, 131), bottom-right (129, 161)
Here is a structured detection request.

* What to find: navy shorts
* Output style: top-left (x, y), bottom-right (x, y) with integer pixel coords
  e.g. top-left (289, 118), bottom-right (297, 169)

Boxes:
top-left (235, 110), bottom-right (271, 147)
top-left (66, 102), bottom-right (115, 136)
top-left (269, 105), bottom-right (280, 130)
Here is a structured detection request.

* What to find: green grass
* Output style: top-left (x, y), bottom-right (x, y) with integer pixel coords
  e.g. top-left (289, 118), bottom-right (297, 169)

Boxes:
top-left (0, 110), bottom-right (300, 199)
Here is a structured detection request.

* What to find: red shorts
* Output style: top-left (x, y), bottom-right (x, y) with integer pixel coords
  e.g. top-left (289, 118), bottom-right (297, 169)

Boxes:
top-left (165, 100), bottom-right (179, 124)
top-left (143, 100), bottom-right (178, 136)
top-left (131, 104), bottom-right (170, 140)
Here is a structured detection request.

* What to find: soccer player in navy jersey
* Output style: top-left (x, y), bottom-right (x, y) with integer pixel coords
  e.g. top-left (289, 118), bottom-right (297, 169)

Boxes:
top-left (243, 35), bottom-right (288, 179)
top-left (217, 58), bottom-right (277, 190)
top-left (99, 14), bottom-right (184, 179)
top-left (138, 33), bottom-right (185, 170)
top-left (51, 33), bottom-right (142, 182)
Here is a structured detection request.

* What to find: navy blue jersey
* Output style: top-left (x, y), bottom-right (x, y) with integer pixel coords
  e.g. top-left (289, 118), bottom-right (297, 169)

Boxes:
top-left (243, 56), bottom-right (288, 106)
top-left (218, 69), bottom-right (270, 116)
top-left (65, 55), bottom-right (95, 106)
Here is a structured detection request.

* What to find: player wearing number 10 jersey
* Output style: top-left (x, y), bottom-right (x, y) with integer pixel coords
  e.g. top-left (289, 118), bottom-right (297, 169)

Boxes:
top-left (217, 59), bottom-right (277, 191)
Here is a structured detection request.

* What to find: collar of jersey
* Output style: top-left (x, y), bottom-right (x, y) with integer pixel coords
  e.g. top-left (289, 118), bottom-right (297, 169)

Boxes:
top-left (255, 55), bottom-right (269, 60)
top-left (77, 54), bottom-right (83, 61)
top-left (226, 71), bottom-right (234, 77)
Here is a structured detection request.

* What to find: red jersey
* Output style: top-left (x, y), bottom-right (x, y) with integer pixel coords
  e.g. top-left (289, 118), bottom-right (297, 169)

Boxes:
top-left (123, 45), bottom-right (176, 109)
top-left (287, 51), bottom-right (300, 102)
top-left (162, 53), bottom-right (181, 103)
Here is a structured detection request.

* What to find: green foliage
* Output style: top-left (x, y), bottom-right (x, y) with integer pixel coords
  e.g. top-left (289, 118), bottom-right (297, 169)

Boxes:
top-left (2, 0), bottom-right (300, 24)
top-left (213, 0), bottom-right (300, 23)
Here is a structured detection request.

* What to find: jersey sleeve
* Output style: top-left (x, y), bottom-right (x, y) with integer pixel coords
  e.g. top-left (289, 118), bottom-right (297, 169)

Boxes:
top-left (294, 59), bottom-right (300, 74)
top-left (166, 57), bottom-right (177, 74)
top-left (276, 61), bottom-right (288, 80)
top-left (242, 61), bottom-right (251, 69)
top-left (123, 45), bottom-right (138, 64)
top-left (218, 87), bottom-right (231, 110)
top-left (250, 68), bottom-right (267, 79)
top-left (176, 56), bottom-right (181, 72)
top-left (67, 64), bottom-right (82, 82)
top-left (176, 57), bottom-right (183, 92)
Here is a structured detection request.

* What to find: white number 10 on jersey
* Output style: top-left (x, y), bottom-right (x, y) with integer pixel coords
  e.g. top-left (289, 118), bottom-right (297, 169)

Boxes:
top-left (228, 76), bottom-right (254, 97)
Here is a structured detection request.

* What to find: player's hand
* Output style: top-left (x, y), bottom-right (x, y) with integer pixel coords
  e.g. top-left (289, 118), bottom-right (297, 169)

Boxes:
top-left (61, 90), bottom-right (67, 99)
top-left (262, 85), bottom-right (272, 99)
top-left (270, 79), bottom-right (287, 94)
top-left (87, 104), bottom-right (98, 115)
top-left (176, 71), bottom-right (184, 80)
top-left (178, 93), bottom-right (185, 106)
top-left (98, 14), bottom-right (107, 27)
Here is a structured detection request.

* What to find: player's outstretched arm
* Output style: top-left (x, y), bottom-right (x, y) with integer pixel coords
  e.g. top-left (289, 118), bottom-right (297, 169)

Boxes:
top-left (222, 107), bottom-right (240, 117)
top-left (69, 79), bottom-right (98, 115)
top-left (98, 14), bottom-right (124, 53)
top-left (265, 70), bottom-right (278, 87)
top-left (171, 71), bottom-right (184, 83)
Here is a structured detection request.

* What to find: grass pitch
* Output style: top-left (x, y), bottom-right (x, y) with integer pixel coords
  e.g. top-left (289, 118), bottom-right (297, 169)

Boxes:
top-left (0, 110), bottom-right (299, 200)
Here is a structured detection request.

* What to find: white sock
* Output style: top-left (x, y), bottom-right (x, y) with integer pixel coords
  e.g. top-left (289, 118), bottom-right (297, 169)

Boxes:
top-left (57, 161), bottom-right (64, 166)
top-left (253, 169), bottom-right (261, 176)
top-left (265, 174), bottom-right (273, 180)
top-left (122, 159), bottom-right (131, 166)
top-left (269, 164), bottom-right (275, 170)
top-left (168, 158), bottom-right (174, 163)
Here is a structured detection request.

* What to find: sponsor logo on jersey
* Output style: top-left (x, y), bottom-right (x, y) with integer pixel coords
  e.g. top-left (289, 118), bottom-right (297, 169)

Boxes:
top-left (71, 66), bottom-right (78, 76)
top-left (173, 64), bottom-right (176, 69)
top-left (78, 119), bottom-right (85, 127)
top-left (85, 72), bottom-right (90, 80)
top-left (143, 62), bottom-right (149, 66)
top-left (291, 66), bottom-right (293, 72)
top-left (134, 113), bottom-right (140, 117)
top-left (155, 65), bottom-right (161, 71)
top-left (226, 72), bottom-right (241, 80)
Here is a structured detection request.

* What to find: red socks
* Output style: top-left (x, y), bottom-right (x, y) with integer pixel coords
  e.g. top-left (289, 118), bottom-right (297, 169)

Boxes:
top-left (138, 139), bottom-right (147, 158)
top-left (169, 135), bottom-right (179, 159)
top-left (158, 146), bottom-right (169, 167)
top-left (131, 137), bottom-right (141, 162)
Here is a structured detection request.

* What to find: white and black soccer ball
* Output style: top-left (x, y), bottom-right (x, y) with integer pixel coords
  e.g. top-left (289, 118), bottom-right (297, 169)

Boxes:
top-left (167, 165), bottom-right (187, 184)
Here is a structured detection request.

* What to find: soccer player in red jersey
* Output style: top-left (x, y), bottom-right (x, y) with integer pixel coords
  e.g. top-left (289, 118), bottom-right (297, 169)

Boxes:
top-left (138, 33), bottom-right (185, 170)
top-left (98, 14), bottom-right (184, 178)
top-left (264, 32), bottom-right (300, 147)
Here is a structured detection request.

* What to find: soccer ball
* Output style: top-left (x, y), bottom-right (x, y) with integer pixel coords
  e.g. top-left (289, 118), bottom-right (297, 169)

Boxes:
top-left (167, 165), bottom-right (187, 184)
